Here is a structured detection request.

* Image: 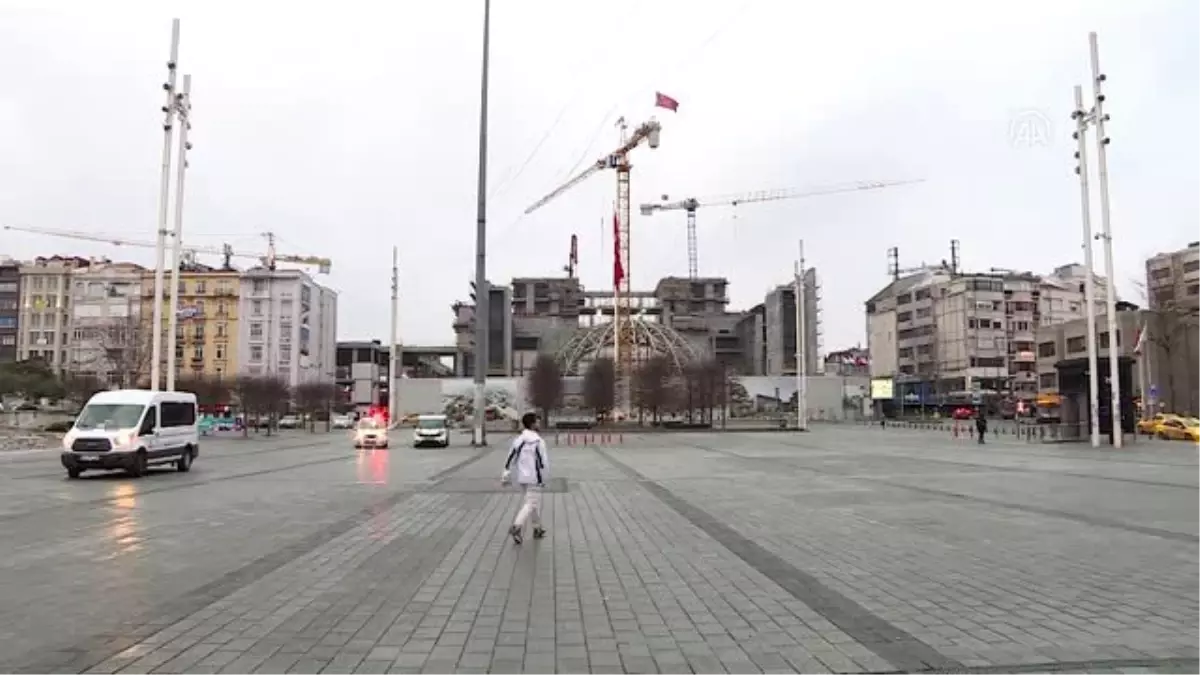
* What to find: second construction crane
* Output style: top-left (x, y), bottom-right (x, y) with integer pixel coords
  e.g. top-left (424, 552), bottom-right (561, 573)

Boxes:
top-left (2, 225), bottom-right (333, 273)
top-left (641, 179), bottom-right (925, 279)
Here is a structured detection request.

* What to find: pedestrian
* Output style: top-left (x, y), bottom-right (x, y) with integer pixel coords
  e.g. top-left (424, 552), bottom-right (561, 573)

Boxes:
top-left (501, 412), bottom-right (549, 544)
top-left (975, 411), bottom-right (988, 444)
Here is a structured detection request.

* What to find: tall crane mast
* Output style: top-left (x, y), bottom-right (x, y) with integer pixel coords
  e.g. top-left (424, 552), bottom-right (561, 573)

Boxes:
top-left (524, 116), bottom-right (662, 409)
top-left (640, 178), bottom-right (925, 278)
top-left (3, 225), bottom-right (333, 273)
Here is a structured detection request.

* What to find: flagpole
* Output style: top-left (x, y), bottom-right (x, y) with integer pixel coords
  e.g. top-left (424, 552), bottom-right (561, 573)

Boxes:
top-left (470, 0), bottom-right (491, 447)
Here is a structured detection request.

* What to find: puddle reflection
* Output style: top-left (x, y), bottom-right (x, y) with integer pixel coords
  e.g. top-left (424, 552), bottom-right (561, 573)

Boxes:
top-left (356, 448), bottom-right (390, 486)
top-left (106, 483), bottom-right (142, 556)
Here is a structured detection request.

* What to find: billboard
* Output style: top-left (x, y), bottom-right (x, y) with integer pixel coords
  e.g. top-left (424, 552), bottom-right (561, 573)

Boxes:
top-left (870, 377), bottom-right (894, 400)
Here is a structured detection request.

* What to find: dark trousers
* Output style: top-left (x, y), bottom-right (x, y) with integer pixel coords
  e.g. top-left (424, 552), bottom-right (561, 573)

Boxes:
top-left (977, 429), bottom-right (986, 443)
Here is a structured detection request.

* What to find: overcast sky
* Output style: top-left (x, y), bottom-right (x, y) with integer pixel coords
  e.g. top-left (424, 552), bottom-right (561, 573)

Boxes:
top-left (2, 0), bottom-right (1197, 351)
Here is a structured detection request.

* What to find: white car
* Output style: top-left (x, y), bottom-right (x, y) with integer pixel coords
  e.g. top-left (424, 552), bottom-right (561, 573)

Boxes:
top-left (412, 414), bottom-right (450, 448)
top-left (331, 414), bottom-right (354, 429)
top-left (278, 415), bottom-right (301, 429)
top-left (353, 418), bottom-right (388, 449)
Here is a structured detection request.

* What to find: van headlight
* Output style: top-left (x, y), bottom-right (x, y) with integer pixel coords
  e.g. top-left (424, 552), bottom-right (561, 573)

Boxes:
top-left (114, 431), bottom-right (135, 448)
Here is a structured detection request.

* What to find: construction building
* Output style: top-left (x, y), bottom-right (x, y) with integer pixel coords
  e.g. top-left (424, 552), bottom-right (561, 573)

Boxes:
top-left (761, 269), bottom-right (821, 377)
top-left (866, 262), bottom-right (1110, 407)
top-left (140, 265), bottom-right (242, 381)
top-left (0, 257), bottom-right (19, 363)
top-left (336, 340), bottom-right (389, 411)
top-left (450, 273), bottom-right (821, 378)
top-left (236, 267), bottom-right (338, 389)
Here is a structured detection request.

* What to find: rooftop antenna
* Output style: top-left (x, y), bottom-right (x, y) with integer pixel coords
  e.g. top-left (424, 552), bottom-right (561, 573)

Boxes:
top-left (950, 239), bottom-right (960, 275)
top-left (887, 246), bottom-right (899, 281)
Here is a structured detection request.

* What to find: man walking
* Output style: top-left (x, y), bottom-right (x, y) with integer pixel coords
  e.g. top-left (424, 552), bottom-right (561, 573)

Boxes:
top-left (502, 412), bottom-right (549, 544)
top-left (975, 410), bottom-right (988, 445)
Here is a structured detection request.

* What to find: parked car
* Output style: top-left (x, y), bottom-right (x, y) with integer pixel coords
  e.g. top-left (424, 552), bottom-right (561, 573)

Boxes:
top-left (952, 407), bottom-right (975, 420)
top-left (332, 414), bottom-right (354, 429)
top-left (278, 415), bottom-right (301, 429)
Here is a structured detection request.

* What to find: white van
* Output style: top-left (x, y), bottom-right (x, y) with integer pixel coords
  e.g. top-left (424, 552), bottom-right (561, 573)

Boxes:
top-left (61, 389), bottom-right (200, 479)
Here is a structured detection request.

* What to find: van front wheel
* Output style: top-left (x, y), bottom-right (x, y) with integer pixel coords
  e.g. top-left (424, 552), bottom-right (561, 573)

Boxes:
top-left (177, 447), bottom-right (193, 472)
top-left (128, 450), bottom-right (148, 478)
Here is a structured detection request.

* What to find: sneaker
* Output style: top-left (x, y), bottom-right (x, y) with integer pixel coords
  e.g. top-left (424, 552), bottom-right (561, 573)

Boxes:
top-left (509, 525), bottom-right (523, 545)
top-left (532, 527), bottom-right (546, 539)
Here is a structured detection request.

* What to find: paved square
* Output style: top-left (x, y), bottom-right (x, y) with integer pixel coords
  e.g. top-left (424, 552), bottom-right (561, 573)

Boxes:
top-left (0, 426), bottom-right (1195, 673)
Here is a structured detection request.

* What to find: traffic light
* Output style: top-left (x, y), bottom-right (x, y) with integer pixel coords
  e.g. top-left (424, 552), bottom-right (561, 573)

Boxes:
top-left (469, 280), bottom-right (476, 303)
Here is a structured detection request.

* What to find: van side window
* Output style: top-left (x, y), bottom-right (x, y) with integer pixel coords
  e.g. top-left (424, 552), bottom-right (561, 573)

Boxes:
top-left (160, 401), bottom-right (197, 428)
top-left (140, 407), bottom-right (158, 435)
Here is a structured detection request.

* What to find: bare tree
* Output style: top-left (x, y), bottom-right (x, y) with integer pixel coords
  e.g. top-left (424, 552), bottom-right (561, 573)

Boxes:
top-left (293, 382), bottom-right (336, 432)
top-left (527, 353), bottom-right (564, 427)
top-left (233, 375), bottom-right (289, 437)
top-left (72, 310), bottom-right (151, 388)
top-left (62, 373), bottom-right (106, 407)
top-left (582, 357), bottom-right (616, 422)
top-left (632, 355), bottom-right (673, 424)
top-left (177, 374), bottom-right (230, 410)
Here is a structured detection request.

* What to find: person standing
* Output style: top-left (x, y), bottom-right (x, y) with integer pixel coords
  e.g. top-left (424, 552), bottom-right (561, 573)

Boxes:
top-left (502, 412), bottom-right (549, 544)
top-left (975, 410), bottom-right (988, 444)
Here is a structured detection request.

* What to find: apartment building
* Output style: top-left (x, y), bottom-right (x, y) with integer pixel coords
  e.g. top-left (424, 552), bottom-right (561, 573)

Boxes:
top-left (140, 267), bottom-right (241, 381)
top-left (70, 262), bottom-right (145, 385)
top-left (16, 255), bottom-right (94, 371)
top-left (453, 280), bottom-right (515, 377)
top-left (762, 269), bottom-right (820, 376)
top-left (866, 263), bottom-right (1109, 404)
top-left (0, 257), bottom-right (19, 362)
top-left (1143, 242), bottom-right (1199, 415)
top-left (336, 340), bottom-right (388, 411)
top-left (237, 268), bottom-right (338, 388)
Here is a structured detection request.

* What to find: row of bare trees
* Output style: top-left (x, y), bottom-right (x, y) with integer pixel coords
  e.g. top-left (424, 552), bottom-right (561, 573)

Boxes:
top-left (526, 353), bottom-right (731, 425)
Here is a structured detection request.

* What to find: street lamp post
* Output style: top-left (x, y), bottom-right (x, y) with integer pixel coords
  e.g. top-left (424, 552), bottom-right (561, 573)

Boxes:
top-left (471, 0), bottom-right (492, 447)
top-left (794, 240), bottom-right (808, 431)
top-left (166, 74), bottom-right (192, 391)
top-left (150, 19), bottom-right (180, 392)
top-left (1089, 32), bottom-right (1123, 448)
top-left (1071, 85), bottom-right (1102, 448)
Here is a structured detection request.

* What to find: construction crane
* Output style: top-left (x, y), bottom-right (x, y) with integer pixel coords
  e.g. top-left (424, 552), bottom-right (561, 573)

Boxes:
top-left (524, 116), bottom-right (662, 406)
top-left (563, 234), bottom-right (579, 279)
top-left (640, 178), bottom-right (925, 279)
top-left (2, 225), bottom-right (332, 274)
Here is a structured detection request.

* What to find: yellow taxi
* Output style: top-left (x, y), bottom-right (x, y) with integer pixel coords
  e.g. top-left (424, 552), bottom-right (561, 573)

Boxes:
top-left (1156, 416), bottom-right (1199, 443)
top-left (1137, 413), bottom-right (1182, 436)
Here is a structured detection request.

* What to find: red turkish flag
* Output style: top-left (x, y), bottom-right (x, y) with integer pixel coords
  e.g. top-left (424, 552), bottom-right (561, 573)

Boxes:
top-left (654, 91), bottom-right (679, 112)
top-left (613, 210), bottom-right (625, 287)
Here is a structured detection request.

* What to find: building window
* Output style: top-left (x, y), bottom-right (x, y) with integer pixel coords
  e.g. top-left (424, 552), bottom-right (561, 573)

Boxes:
top-left (193, 346), bottom-right (203, 361)
top-left (1037, 341), bottom-right (1056, 358)
top-left (216, 345), bottom-right (226, 360)
top-left (216, 323), bottom-right (226, 337)
top-left (896, 293), bottom-right (912, 305)
top-left (1066, 336), bottom-right (1086, 353)
top-left (280, 322), bottom-right (292, 342)
top-left (280, 345), bottom-right (291, 364)
top-left (1188, 283), bottom-right (1199, 296)
top-left (253, 279), bottom-right (266, 293)
top-left (250, 345), bottom-right (263, 362)
top-left (249, 322), bottom-right (263, 339)
top-left (251, 300), bottom-right (263, 316)
top-left (195, 280), bottom-right (207, 294)
top-left (896, 311), bottom-right (912, 322)
top-left (1039, 372), bottom-right (1057, 388)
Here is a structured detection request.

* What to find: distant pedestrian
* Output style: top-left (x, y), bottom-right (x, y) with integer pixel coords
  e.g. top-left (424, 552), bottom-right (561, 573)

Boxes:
top-left (975, 412), bottom-right (988, 444)
top-left (501, 412), bottom-right (549, 544)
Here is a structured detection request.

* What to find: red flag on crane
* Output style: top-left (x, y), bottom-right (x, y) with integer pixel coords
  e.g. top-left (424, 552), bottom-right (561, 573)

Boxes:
top-left (654, 91), bottom-right (679, 112)
top-left (612, 209), bottom-right (625, 287)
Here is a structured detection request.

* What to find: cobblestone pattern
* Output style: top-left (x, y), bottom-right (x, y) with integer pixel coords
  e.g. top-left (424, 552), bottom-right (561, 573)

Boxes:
top-left (601, 430), bottom-right (1199, 671)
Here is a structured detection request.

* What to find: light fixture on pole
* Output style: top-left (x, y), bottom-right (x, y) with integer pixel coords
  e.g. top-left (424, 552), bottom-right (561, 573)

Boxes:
top-left (794, 240), bottom-right (809, 431)
top-left (1071, 85), bottom-right (1102, 448)
top-left (166, 74), bottom-right (193, 392)
top-left (388, 246), bottom-right (399, 427)
top-left (471, 0), bottom-right (492, 447)
top-left (1089, 31), bottom-right (1123, 448)
top-left (150, 18), bottom-right (181, 392)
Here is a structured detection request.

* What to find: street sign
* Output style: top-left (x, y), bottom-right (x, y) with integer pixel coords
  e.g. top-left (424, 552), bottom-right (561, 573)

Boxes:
top-left (1149, 384), bottom-right (1158, 398)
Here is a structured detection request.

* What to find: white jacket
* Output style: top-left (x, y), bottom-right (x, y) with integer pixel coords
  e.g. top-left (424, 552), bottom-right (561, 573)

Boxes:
top-left (503, 429), bottom-right (549, 486)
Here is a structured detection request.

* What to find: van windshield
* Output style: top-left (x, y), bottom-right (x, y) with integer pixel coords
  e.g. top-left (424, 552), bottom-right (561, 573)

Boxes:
top-left (74, 404), bottom-right (146, 430)
top-left (417, 418), bottom-right (446, 430)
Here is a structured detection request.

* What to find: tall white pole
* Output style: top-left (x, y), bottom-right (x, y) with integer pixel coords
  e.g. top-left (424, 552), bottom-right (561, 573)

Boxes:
top-left (1073, 85), bottom-right (1102, 447)
top-left (388, 246), bottom-right (399, 426)
top-left (150, 18), bottom-right (180, 392)
top-left (795, 240), bottom-right (808, 431)
top-left (166, 74), bottom-right (192, 392)
top-left (471, 0), bottom-right (491, 446)
top-left (1089, 32), bottom-right (1123, 448)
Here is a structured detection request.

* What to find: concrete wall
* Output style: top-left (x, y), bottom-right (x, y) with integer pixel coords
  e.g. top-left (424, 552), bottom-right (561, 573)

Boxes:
top-left (394, 374), bottom-right (869, 422)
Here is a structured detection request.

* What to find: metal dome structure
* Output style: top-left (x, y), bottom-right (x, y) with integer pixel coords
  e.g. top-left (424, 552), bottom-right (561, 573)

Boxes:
top-left (555, 319), bottom-right (705, 376)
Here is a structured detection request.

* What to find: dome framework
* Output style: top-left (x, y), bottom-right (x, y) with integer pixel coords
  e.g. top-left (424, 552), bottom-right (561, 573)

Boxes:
top-left (554, 319), bottom-right (705, 376)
